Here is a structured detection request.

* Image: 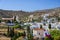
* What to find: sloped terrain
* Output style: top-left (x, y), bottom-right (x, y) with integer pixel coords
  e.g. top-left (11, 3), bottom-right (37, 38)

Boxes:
top-left (0, 7), bottom-right (60, 20)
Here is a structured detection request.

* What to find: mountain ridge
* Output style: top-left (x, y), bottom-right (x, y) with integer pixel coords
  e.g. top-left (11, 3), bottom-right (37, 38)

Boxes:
top-left (0, 7), bottom-right (60, 20)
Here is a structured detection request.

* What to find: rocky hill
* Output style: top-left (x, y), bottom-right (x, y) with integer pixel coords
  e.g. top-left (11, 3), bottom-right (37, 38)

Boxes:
top-left (0, 7), bottom-right (60, 20)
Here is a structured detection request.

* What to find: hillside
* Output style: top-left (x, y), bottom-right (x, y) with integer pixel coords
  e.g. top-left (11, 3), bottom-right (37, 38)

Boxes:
top-left (0, 7), bottom-right (60, 20)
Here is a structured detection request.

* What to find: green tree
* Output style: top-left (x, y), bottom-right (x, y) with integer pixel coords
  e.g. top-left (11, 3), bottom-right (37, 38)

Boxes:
top-left (12, 24), bottom-right (22, 29)
top-left (50, 30), bottom-right (60, 40)
top-left (49, 24), bottom-right (51, 29)
top-left (26, 24), bottom-right (33, 40)
top-left (0, 19), bottom-right (1, 23)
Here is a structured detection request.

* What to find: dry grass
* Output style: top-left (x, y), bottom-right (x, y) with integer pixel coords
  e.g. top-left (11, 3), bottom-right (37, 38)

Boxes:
top-left (16, 36), bottom-right (24, 40)
top-left (0, 28), bottom-right (8, 34)
top-left (0, 36), bottom-right (11, 40)
top-left (14, 29), bottom-right (24, 33)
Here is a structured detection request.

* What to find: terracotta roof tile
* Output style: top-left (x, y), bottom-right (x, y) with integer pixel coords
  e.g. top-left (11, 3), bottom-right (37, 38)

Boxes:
top-left (34, 28), bottom-right (44, 30)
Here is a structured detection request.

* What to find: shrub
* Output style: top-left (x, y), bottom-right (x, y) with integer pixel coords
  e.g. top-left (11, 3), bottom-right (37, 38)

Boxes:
top-left (54, 36), bottom-right (60, 40)
top-left (45, 37), bottom-right (50, 40)
top-left (12, 24), bottom-right (22, 29)
top-left (50, 30), bottom-right (60, 37)
top-left (11, 32), bottom-right (22, 40)
top-left (50, 30), bottom-right (60, 40)
top-left (45, 37), bottom-right (53, 40)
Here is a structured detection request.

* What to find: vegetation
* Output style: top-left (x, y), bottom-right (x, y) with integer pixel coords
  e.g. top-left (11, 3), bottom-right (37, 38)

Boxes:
top-left (0, 7), bottom-right (60, 21)
top-left (45, 36), bottom-right (53, 40)
top-left (0, 19), bottom-right (1, 23)
top-left (0, 7), bottom-right (60, 40)
top-left (49, 24), bottom-right (51, 29)
top-left (12, 24), bottom-right (19, 28)
top-left (45, 30), bottom-right (60, 40)
top-left (27, 26), bottom-right (33, 40)
top-left (50, 30), bottom-right (60, 37)
top-left (11, 32), bottom-right (23, 40)
top-left (57, 17), bottom-right (60, 22)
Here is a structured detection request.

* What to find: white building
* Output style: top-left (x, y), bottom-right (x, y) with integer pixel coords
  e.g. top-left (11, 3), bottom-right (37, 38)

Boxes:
top-left (33, 28), bottom-right (45, 39)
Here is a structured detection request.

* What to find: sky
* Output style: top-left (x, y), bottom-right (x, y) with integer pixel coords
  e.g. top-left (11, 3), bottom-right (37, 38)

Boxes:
top-left (0, 0), bottom-right (60, 11)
